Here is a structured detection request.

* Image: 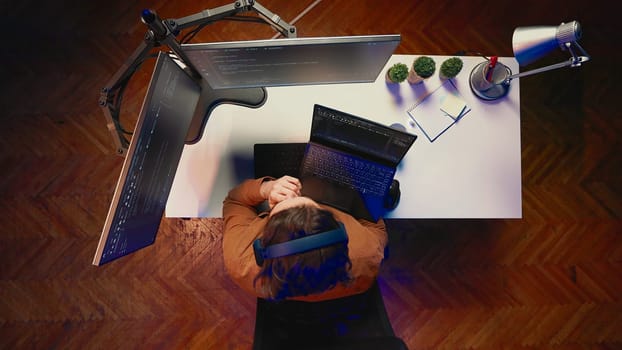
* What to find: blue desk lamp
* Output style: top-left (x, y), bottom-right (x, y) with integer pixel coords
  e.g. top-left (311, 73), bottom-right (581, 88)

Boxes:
top-left (469, 21), bottom-right (591, 101)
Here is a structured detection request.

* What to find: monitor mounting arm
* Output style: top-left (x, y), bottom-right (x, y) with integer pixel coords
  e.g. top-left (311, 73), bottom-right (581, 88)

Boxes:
top-left (99, 0), bottom-right (297, 156)
top-left (170, 0), bottom-right (297, 39)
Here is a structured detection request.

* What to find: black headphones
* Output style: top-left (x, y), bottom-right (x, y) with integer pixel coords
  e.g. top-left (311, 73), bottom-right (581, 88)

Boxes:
top-left (253, 222), bottom-right (348, 266)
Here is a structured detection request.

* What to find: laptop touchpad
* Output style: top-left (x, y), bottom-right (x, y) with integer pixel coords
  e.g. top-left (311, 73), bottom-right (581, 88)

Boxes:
top-left (301, 176), bottom-right (355, 213)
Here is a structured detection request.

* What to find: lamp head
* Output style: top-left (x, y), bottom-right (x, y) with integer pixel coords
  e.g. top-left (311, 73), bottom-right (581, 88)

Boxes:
top-left (512, 21), bottom-right (582, 66)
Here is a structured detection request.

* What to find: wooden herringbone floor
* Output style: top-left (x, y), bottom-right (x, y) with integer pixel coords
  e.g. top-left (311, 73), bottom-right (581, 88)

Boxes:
top-left (1, 0), bottom-right (621, 349)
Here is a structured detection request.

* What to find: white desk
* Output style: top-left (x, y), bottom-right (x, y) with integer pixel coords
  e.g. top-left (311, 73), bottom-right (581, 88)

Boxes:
top-left (166, 55), bottom-right (522, 219)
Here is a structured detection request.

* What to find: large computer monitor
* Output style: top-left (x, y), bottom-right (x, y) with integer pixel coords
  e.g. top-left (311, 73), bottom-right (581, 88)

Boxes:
top-left (181, 34), bottom-right (401, 89)
top-left (93, 52), bottom-right (201, 265)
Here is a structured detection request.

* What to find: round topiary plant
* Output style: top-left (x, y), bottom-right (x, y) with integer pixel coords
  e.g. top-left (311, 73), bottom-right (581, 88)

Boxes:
top-left (439, 57), bottom-right (464, 79)
top-left (386, 62), bottom-right (409, 83)
top-left (408, 56), bottom-right (436, 84)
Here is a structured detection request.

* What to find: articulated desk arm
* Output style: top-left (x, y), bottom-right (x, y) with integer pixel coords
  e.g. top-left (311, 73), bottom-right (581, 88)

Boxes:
top-left (98, 38), bottom-right (155, 155)
top-left (98, 9), bottom-right (192, 156)
top-left (99, 0), bottom-right (296, 156)
top-left (169, 0), bottom-right (297, 38)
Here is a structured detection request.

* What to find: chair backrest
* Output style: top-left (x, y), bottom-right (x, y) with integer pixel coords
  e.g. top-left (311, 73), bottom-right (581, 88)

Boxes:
top-left (252, 280), bottom-right (408, 350)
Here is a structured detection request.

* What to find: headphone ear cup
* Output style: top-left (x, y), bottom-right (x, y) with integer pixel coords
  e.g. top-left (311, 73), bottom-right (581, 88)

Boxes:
top-left (253, 239), bottom-right (265, 266)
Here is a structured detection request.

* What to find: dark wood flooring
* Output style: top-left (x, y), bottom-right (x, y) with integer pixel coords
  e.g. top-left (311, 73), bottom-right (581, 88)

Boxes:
top-left (1, 0), bottom-right (621, 348)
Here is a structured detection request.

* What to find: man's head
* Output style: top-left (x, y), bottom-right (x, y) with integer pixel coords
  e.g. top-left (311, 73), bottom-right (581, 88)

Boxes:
top-left (254, 200), bottom-right (352, 300)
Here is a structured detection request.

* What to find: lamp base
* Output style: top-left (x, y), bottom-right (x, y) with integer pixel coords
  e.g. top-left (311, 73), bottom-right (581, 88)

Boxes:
top-left (469, 61), bottom-right (512, 101)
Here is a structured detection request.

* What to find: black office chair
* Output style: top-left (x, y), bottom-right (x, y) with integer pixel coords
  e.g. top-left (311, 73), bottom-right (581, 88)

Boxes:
top-left (252, 280), bottom-right (408, 350)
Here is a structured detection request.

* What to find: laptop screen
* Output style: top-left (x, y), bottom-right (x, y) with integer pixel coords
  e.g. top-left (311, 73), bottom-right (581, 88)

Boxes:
top-left (310, 104), bottom-right (416, 165)
top-left (93, 53), bottom-right (201, 265)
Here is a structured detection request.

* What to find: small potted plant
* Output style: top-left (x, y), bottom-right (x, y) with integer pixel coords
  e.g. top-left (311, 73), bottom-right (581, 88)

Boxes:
top-left (386, 62), bottom-right (409, 83)
top-left (439, 57), bottom-right (464, 80)
top-left (408, 56), bottom-right (436, 84)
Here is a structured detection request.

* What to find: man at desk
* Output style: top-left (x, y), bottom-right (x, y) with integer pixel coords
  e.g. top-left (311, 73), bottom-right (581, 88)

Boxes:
top-left (222, 175), bottom-right (387, 301)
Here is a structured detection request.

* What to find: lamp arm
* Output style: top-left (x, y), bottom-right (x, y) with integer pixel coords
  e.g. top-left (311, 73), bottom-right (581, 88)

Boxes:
top-left (567, 41), bottom-right (591, 66)
top-left (506, 59), bottom-right (574, 81)
top-left (506, 42), bottom-right (590, 83)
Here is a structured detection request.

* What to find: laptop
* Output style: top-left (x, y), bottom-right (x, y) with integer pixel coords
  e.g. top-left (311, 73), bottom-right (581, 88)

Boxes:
top-left (255, 104), bottom-right (416, 221)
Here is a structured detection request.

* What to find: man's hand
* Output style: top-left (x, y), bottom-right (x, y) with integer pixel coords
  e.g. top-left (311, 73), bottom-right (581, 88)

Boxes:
top-left (260, 176), bottom-right (302, 208)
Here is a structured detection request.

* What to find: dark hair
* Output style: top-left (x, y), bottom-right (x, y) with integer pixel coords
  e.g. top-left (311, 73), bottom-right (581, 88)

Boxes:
top-left (254, 205), bottom-right (352, 300)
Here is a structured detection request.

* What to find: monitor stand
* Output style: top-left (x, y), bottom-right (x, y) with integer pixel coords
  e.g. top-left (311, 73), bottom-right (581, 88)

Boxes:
top-left (185, 79), bottom-right (267, 145)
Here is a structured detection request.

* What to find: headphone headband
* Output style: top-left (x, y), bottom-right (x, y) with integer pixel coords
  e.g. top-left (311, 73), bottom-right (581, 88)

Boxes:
top-left (253, 222), bottom-right (347, 266)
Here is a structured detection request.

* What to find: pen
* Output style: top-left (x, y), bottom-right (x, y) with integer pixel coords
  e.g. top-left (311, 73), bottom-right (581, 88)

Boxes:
top-left (486, 56), bottom-right (498, 82)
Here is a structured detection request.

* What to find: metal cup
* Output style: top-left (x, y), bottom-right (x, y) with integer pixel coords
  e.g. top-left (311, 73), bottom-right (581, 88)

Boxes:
top-left (469, 60), bottom-right (512, 101)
